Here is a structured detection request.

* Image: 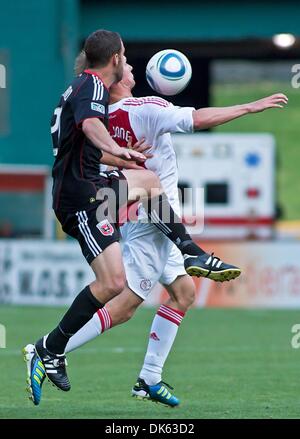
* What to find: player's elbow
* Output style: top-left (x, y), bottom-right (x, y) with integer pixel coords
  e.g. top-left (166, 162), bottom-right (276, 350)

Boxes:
top-left (192, 110), bottom-right (209, 130)
top-left (192, 110), bottom-right (202, 130)
top-left (82, 118), bottom-right (95, 136)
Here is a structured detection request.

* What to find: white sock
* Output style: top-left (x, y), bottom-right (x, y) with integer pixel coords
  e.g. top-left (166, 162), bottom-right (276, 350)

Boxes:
top-left (139, 304), bottom-right (185, 386)
top-left (65, 307), bottom-right (112, 353)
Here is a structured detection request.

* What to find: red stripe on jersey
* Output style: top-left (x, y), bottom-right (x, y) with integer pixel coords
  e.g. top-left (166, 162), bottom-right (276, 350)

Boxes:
top-left (108, 107), bottom-right (147, 226)
top-left (124, 102), bottom-right (167, 107)
top-left (124, 98), bottom-right (169, 107)
top-left (109, 108), bottom-right (138, 147)
top-left (124, 97), bottom-right (168, 105)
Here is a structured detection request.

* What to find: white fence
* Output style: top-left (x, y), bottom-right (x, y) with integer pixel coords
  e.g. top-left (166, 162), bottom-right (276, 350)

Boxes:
top-left (1, 239), bottom-right (300, 308)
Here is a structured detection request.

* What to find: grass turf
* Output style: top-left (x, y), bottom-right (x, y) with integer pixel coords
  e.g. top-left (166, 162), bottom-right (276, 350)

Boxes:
top-left (213, 81), bottom-right (300, 220)
top-left (0, 305), bottom-right (300, 419)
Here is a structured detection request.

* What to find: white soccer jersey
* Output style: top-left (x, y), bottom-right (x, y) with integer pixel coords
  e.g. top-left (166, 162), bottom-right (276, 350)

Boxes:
top-left (108, 96), bottom-right (195, 216)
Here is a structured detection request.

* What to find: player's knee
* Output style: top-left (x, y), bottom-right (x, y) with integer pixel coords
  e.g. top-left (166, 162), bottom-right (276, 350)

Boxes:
top-left (106, 275), bottom-right (126, 297)
top-left (150, 171), bottom-right (160, 189)
top-left (93, 275), bottom-right (126, 299)
top-left (144, 170), bottom-right (161, 192)
top-left (119, 306), bottom-right (135, 324)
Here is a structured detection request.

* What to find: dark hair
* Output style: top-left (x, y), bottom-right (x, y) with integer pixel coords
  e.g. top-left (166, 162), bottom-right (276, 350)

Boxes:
top-left (83, 29), bottom-right (122, 68)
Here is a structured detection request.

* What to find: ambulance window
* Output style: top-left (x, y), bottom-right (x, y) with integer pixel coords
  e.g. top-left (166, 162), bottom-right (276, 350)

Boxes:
top-left (205, 182), bottom-right (228, 204)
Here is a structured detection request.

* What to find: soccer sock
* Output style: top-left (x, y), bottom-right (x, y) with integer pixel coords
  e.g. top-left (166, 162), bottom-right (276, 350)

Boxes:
top-left (145, 193), bottom-right (205, 256)
top-left (65, 308), bottom-right (112, 353)
top-left (46, 285), bottom-right (104, 354)
top-left (139, 304), bottom-right (185, 386)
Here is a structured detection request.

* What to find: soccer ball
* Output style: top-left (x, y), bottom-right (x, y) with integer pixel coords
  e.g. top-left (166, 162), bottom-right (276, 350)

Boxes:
top-left (146, 49), bottom-right (192, 96)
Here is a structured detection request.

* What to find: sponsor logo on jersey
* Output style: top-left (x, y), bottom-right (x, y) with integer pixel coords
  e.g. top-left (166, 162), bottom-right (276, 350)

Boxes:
top-left (91, 102), bottom-right (105, 114)
top-left (150, 332), bottom-right (160, 341)
top-left (96, 219), bottom-right (114, 236)
top-left (140, 279), bottom-right (152, 291)
top-left (62, 86), bottom-right (73, 101)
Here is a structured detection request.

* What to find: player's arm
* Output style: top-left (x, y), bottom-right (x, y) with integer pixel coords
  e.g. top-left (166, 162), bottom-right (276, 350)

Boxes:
top-left (100, 151), bottom-right (145, 170)
top-left (100, 137), bottom-right (152, 169)
top-left (192, 93), bottom-right (288, 130)
top-left (71, 77), bottom-right (146, 162)
top-left (82, 118), bottom-right (145, 162)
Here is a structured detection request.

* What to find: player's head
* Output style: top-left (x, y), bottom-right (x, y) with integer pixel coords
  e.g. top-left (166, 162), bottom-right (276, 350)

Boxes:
top-left (77, 29), bottom-right (125, 82)
top-left (119, 63), bottom-right (135, 89)
top-left (109, 63), bottom-right (135, 102)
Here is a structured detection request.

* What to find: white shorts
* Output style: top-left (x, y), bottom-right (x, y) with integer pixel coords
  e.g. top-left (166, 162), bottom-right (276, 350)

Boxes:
top-left (120, 221), bottom-right (186, 300)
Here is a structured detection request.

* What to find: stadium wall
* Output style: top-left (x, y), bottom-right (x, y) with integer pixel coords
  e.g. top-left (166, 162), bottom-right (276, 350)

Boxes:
top-left (1, 239), bottom-right (300, 308)
top-left (81, 0), bottom-right (300, 42)
top-left (1, 0), bottom-right (300, 167)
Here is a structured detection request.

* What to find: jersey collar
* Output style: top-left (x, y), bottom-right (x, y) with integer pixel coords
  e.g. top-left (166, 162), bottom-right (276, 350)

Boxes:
top-left (84, 69), bottom-right (109, 91)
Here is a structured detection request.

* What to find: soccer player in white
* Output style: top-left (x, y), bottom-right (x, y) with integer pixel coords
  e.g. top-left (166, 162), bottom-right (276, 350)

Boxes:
top-left (64, 62), bottom-right (288, 406)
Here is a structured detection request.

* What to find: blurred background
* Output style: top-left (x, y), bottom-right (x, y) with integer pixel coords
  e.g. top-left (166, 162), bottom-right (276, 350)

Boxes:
top-left (1, 0), bottom-right (300, 419)
top-left (1, 0), bottom-right (300, 306)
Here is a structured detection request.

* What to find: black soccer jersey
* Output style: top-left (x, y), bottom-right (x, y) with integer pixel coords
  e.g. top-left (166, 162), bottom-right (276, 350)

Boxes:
top-left (51, 70), bottom-right (110, 213)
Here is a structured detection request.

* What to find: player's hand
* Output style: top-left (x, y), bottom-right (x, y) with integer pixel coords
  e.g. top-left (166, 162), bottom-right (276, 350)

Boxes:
top-left (117, 147), bottom-right (146, 163)
top-left (122, 161), bottom-right (145, 170)
top-left (127, 136), bottom-right (154, 159)
top-left (248, 93), bottom-right (288, 113)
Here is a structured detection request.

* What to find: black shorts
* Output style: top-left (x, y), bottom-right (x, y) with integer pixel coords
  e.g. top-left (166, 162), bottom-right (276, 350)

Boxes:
top-left (55, 170), bottom-right (128, 264)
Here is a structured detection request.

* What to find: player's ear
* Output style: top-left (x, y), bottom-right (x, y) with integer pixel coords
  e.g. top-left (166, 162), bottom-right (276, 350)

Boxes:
top-left (112, 53), bottom-right (119, 67)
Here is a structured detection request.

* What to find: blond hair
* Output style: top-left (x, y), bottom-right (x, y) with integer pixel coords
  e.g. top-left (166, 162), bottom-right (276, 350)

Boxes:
top-left (74, 50), bottom-right (88, 76)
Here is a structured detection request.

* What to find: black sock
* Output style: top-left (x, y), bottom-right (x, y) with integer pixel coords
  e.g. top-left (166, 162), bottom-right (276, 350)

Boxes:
top-left (46, 285), bottom-right (103, 354)
top-left (144, 193), bottom-right (206, 256)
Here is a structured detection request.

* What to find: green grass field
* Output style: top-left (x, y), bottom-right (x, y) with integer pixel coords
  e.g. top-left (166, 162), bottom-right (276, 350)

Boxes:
top-left (1, 305), bottom-right (300, 419)
top-left (213, 81), bottom-right (300, 220)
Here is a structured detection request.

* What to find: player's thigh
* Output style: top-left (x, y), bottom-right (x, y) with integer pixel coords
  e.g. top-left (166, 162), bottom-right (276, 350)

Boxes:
top-left (122, 169), bottom-right (161, 202)
top-left (91, 241), bottom-right (125, 284)
top-left (121, 221), bottom-right (172, 300)
top-left (59, 205), bottom-right (126, 300)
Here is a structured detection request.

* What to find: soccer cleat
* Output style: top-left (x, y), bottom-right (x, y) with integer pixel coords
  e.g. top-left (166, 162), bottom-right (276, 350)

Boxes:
top-left (184, 252), bottom-right (241, 282)
top-left (132, 378), bottom-right (180, 407)
top-left (22, 343), bottom-right (46, 406)
top-left (35, 336), bottom-right (71, 392)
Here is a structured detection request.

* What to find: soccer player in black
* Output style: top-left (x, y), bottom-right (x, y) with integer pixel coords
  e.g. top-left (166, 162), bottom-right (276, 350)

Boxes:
top-left (23, 29), bottom-right (245, 405)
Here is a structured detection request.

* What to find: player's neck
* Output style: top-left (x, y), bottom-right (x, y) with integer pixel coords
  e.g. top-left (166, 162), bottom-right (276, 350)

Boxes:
top-left (110, 91), bottom-right (133, 104)
top-left (86, 67), bottom-right (115, 89)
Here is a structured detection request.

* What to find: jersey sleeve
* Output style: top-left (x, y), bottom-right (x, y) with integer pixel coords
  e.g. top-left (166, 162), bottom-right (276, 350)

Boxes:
top-left (137, 97), bottom-right (195, 136)
top-left (71, 75), bottom-right (107, 127)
